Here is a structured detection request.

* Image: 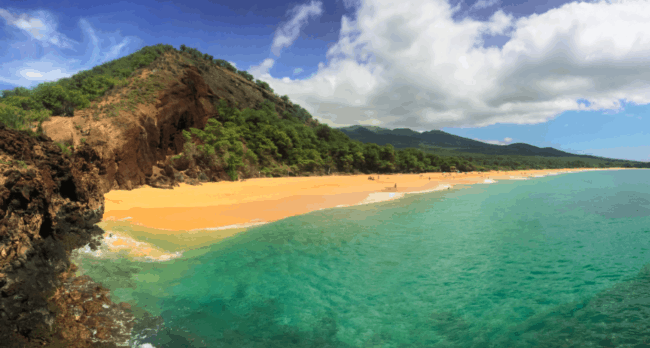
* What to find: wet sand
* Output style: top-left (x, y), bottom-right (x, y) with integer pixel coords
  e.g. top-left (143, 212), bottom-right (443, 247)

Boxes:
top-left (95, 168), bottom-right (630, 260)
top-left (103, 168), bottom-right (630, 231)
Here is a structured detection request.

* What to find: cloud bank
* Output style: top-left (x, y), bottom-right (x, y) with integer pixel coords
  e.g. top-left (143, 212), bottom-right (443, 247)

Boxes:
top-left (252, 0), bottom-right (650, 130)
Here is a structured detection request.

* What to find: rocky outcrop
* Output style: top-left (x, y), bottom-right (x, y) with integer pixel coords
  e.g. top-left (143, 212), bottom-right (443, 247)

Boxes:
top-left (41, 58), bottom-right (301, 195)
top-left (0, 124), bottom-right (133, 347)
top-left (40, 65), bottom-right (219, 195)
top-left (0, 50), bottom-right (311, 347)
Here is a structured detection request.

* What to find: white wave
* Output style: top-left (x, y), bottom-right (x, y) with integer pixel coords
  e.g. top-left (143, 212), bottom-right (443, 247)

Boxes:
top-left (509, 176), bottom-right (528, 180)
top-left (357, 192), bottom-right (405, 205)
top-left (199, 221), bottom-right (268, 231)
top-left (405, 184), bottom-right (452, 194)
top-left (77, 231), bottom-right (183, 262)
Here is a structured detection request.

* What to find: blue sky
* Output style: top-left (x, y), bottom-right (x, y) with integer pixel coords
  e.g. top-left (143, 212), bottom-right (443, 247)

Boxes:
top-left (1, 0), bottom-right (649, 161)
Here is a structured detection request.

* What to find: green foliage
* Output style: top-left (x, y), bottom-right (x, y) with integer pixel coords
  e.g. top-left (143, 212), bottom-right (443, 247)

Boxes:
top-left (237, 70), bottom-right (255, 82)
top-left (55, 141), bottom-right (72, 156)
top-left (0, 86), bottom-right (31, 98)
top-left (0, 102), bottom-right (51, 133)
top-left (255, 79), bottom-right (274, 93)
top-left (0, 43), bottom-right (174, 128)
top-left (214, 59), bottom-right (238, 73)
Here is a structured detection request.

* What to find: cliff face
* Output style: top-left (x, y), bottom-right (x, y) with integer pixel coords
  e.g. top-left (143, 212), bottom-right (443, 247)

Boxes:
top-left (41, 65), bottom-right (217, 194)
top-left (0, 50), bottom-right (300, 346)
top-left (0, 125), bottom-right (133, 347)
top-left (40, 53), bottom-right (297, 194)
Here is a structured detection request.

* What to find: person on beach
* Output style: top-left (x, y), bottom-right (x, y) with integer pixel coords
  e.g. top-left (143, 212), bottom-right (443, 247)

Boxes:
top-left (394, 183), bottom-right (397, 188)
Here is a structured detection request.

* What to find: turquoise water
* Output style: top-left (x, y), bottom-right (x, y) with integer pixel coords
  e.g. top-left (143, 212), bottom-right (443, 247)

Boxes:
top-left (74, 170), bottom-right (650, 347)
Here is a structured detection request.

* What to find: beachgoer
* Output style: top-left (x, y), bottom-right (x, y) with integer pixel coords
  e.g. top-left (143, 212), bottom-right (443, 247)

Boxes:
top-left (394, 183), bottom-right (397, 188)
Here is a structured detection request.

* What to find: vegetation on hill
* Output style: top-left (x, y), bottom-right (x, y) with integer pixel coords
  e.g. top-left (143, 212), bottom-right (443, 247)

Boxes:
top-left (177, 99), bottom-right (491, 179)
top-left (340, 126), bottom-right (650, 170)
top-left (0, 43), bottom-right (646, 182)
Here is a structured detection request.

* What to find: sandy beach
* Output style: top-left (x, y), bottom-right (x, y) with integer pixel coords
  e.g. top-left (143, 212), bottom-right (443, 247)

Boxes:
top-left (97, 168), bottom-right (629, 260)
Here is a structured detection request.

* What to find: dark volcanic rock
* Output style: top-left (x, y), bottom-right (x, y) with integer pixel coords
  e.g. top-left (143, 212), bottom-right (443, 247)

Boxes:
top-left (0, 124), bottom-right (133, 347)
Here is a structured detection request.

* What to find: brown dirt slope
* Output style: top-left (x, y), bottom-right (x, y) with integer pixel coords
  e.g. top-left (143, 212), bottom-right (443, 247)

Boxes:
top-left (40, 50), bottom-right (304, 194)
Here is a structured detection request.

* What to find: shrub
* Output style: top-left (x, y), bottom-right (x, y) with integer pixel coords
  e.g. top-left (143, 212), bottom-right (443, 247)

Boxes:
top-left (237, 70), bottom-right (255, 82)
top-left (255, 79), bottom-right (274, 93)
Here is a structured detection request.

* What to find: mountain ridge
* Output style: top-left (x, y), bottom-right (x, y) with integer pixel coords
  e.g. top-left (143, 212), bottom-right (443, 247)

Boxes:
top-left (337, 125), bottom-right (619, 161)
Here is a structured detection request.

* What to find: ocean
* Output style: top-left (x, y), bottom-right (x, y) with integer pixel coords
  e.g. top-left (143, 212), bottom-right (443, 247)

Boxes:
top-left (72, 169), bottom-right (650, 347)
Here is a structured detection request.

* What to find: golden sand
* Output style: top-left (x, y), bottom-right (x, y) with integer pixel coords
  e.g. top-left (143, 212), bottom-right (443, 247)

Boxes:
top-left (95, 168), bottom-right (630, 260)
top-left (102, 168), bottom-right (629, 231)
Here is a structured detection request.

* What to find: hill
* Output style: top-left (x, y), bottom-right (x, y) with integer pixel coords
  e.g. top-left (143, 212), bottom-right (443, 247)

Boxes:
top-left (0, 43), bottom-right (647, 346)
top-left (1, 43), bottom-right (647, 189)
top-left (338, 125), bottom-right (624, 161)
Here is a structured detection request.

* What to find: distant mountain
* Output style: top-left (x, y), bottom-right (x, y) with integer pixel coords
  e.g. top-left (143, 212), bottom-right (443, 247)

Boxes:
top-left (337, 125), bottom-right (609, 159)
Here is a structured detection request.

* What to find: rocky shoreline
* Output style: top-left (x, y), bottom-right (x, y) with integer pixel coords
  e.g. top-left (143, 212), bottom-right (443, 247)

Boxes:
top-left (0, 124), bottom-right (133, 347)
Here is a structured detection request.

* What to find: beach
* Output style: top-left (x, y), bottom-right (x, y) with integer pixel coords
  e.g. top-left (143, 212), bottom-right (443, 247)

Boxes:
top-left (97, 168), bottom-right (628, 259)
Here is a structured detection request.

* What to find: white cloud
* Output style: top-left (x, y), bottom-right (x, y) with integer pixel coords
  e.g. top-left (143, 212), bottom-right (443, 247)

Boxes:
top-left (342, 0), bottom-right (361, 10)
top-left (471, 0), bottom-right (500, 11)
top-left (293, 67), bottom-right (304, 75)
top-left (249, 58), bottom-right (275, 80)
top-left (0, 9), bottom-right (78, 49)
top-left (0, 9), bottom-right (135, 88)
top-left (475, 136), bottom-right (513, 145)
top-left (271, 1), bottom-right (324, 56)
top-left (255, 0), bottom-right (650, 130)
top-left (484, 10), bottom-right (513, 36)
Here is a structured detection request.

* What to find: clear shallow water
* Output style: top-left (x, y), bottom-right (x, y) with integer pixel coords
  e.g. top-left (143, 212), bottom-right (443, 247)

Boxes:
top-left (73, 170), bottom-right (650, 348)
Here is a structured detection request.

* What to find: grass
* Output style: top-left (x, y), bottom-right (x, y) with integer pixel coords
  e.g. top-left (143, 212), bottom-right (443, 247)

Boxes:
top-left (98, 73), bottom-right (166, 118)
top-left (0, 159), bottom-right (28, 168)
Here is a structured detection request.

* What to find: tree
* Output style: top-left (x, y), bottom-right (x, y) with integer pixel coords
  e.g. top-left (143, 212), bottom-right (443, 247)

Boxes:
top-left (255, 79), bottom-right (274, 93)
top-left (238, 70), bottom-right (255, 82)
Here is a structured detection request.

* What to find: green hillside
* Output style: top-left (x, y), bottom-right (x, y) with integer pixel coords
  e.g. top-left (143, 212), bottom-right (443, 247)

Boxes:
top-left (1, 44), bottom-right (647, 178)
top-left (339, 125), bottom-right (649, 170)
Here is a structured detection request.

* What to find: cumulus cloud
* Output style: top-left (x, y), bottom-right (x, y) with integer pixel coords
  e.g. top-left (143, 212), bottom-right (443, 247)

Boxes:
top-left (249, 58), bottom-right (275, 80)
top-left (271, 1), bottom-right (324, 56)
top-left (0, 8), bottom-right (135, 88)
top-left (255, 0), bottom-right (650, 130)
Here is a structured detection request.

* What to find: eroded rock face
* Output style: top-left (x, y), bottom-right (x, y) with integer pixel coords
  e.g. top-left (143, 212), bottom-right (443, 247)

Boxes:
top-left (0, 125), bottom-right (132, 347)
top-left (51, 66), bottom-right (217, 194)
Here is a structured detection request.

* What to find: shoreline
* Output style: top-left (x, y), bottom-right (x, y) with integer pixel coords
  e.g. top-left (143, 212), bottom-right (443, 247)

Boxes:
top-left (93, 168), bottom-right (631, 260)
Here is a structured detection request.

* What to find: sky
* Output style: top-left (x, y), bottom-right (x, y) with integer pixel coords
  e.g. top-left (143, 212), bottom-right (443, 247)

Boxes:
top-left (1, 0), bottom-right (649, 161)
